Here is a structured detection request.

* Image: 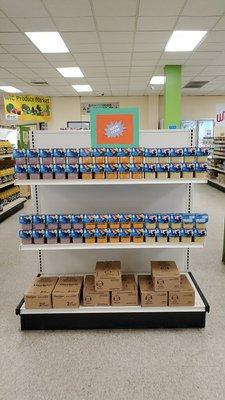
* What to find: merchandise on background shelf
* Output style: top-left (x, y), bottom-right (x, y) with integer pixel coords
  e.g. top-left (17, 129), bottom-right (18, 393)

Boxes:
top-left (130, 228), bottom-right (144, 243)
top-left (24, 276), bottom-right (58, 309)
top-left (157, 214), bottom-right (170, 229)
top-left (105, 148), bottom-right (118, 164)
top-left (107, 228), bottom-right (120, 243)
top-left (66, 148), bottom-right (79, 165)
top-left (144, 148), bottom-right (157, 164)
top-left (130, 163), bottom-right (143, 179)
top-left (71, 214), bottom-right (83, 229)
top-left (52, 276), bottom-right (83, 308)
top-left (139, 275), bottom-right (167, 307)
top-left (27, 149), bottom-right (39, 165)
top-left (93, 147), bottom-right (105, 164)
top-left (181, 163), bottom-right (194, 179)
top-left (157, 148), bottom-right (170, 164)
top-left (80, 163), bottom-right (93, 179)
top-left (32, 229), bottom-right (45, 244)
top-left (167, 228), bottom-right (180, 243)
top-left (155, 228), bottom-right (168, 243)
top-left (170, 148), bottom-right (183, 163)
top-left (40, 164), bottom-right (53, 179)
top-left (79, 148), bottom-right (93, 164)
top-left (131, 213), bottom-right (144, 229)
top-left (95, 214), bottom-right (108, 229)
top-left (83, 214), bottom-right (95, 229)
top-left (195, 162), bottom-right (207, 178)
top-left (119, 213), bottom-right (131, 228)
top-left (117, 148), bottom-right (130, 164)
top-left (156, 163), bottom-right (169, 179)
top-left (144, 228), bottom-right (156, 243)
top-left (15, 164), bottom-right (27, 179)
top-left (27, 164), bottom-right (40, 180)
top-left (170, 213), bottom-right (182, 229)
top-left (83, 275), bottom-right (110, 306)
top-left (193, 228), bottom-right (207, 243)
top-left (19, 215), bottom-right (32, 230)
top-left (131, 147), bottom-right (143, 163)
top-left (144, 163), bottom-right (156, 179)
top-left (119, 228), bottom-right (131, 243)
top-left (196, 147), bottom-right (208, 162)
top-left (53, 148), bottom-right (65, 165)
top-left (0, 140), bottom-right (13, 155)
top-left (53, 164), bottom-right (65, 179)
top-left (169, 163), bottom-right (181, 179)
top-left (32, 214), bottom-right (45, 229)
top-left (0, 185), bottom-right (20, 206)
top-left (105, 163), bottom-right (118, 179)
top-left (111, 274), bottom-right (138, 306)
top-left (180, 228), bottom-right (193, 243)
top-left (58, 229), bottom-right (71, 244)
top-left (39, 148), bottom-right (53, 165)
top-left (108, 213), bottom-right (120, 229)
top-left (65, 164), bottom-right (79, 179)
top-left (19, 230), bottom-right (32, 244)
top-left (0, 167), bottom-right (14, 183)
top-left (151, 261), bottom-right (180, 292)
top-left (168, 275), bottom-right (195, 306)
top-left (95, 261), bottom-right (122, 292)
top-left (83, 228), bottom-right (95, 244)
top-left (45, 229), bottom-right (58, 244)
top-left (182, 214), bottom-right (195, 229)
top-left (59, 214), bottom-right (71, 229)
top-left (118, 163), bottom-right (130, 179)
top-left (45, 214), bottom-right (58, 229)
top-left (183, 147), bottom-right (196, 163)
top-left (95, 228), bottom-right (108, 243)
top-left (195, 213), bottom-right (208, 229)
top-left (93, 163), bottom-right (105, 179)
top-left (70, 228), bottom-right (83, 243)
top-left (144, 214), bottom-right (157, 229)
top-left (13, 149), bottom-right (26, 165)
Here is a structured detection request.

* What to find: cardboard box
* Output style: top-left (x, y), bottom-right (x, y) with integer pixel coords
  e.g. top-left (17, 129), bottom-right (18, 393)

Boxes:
top-left (24, 276), bottom-right (58, 309)
top-left (52, 276), bottom-right (83, 308)
top-left (169, 275), bottom-right (195, 306)
top-left (151, 261), bottom-right (180, 292)
top-left (139, 275), bottom-right (167, 307)
top-left (83, 275), bottom-right (110, 306)
top-left (95, 261), bottom-right (122, 291)
top-left (111, 274), bottom-right (138, 306)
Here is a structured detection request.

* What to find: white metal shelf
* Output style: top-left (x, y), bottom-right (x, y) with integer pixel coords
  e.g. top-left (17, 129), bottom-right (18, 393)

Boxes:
top-left (208, 178), bottom-right (225, 190)
top-left (0, 154), bottom-right (12, 159)
top-left (208, 167), bottom-right (225, 174)
top-left (0, 180), bottom-right (15, 189)
top-left (213, 155), bottom-right (225, 160)
top-left (0, 197), bottom-right (25, 215)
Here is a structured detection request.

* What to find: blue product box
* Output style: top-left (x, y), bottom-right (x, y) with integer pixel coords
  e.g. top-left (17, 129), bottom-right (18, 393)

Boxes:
top-left (19, 230), bottom-right (32, 244)
top-left (79, 163), bottom-right (93, 179)
top-left (71, 214), bottom-right (83, 229)
top-left (32, 214), bottom-right (46, 230)
top-left (118, 163), bottom-right (130, 178)
top-left (27, 149), bottom-right (39, 165)
top-left (83, 228), bottom-right (95, 243)
top-left (53, 164), bottom-right (65, 179)
top-left (144, 163), bottom-right (156, 179)
top-left (170, 213), bottom-right (182, 228)
top-left (32, 229), bottom-right (45, 244)
top-left (79, 148), bottom-right (93, 163)
top-left (119, 213), bottom-right (131, 228)
top-left (94, 228), bottom-right (108, 242)
top-left (65, 164), bottom-right (79, 179)
top-left (167, 228), bottom-right (181, 242)
top-left (93, 148), bottom-right (106, 164)
top-left (119, 228), bottom-right (131, 242)
top-left (15, 164), bottom-right (28, 179)
top-left (194, 162), bottom-right (207, 178)
top-left (196, 147), bottom-right (209, 157)
top-left (108, 213), bottom-right (120, 228)
top-left (183, 147), bottom-right (196, 162)
top-left (13, 149), bottom-right (27, 165)
top-left (195, 213), bottom-right (208, 229)
top-left (144, 213), bottom-right (157, 229)
top-left (95, 214), bottom-right (108, 229)
top-left (92, 163), bottom-right (105, 179)
top-left (131, 213), bottom-right (144, 228)
top-left (157, 214), bottom-right (170, 229)
top-left (53, 148), bottom-right (65, 164)
top-left (130, 163), bottom-right (143, 179)
top-left (59, 214), bottom-right (71, 229)
top-left (83, 214), bottom-right (95, 229)
top-left (130, 228), bottom-right (144, 242)
top-left (193, 228), bottom-right (207, 243)
top-left (180, 228), bottom-right (193, 243)
top-left (58, 229), bottom-right (71, 243)
top-left (40, 164), bottom-right (53, 179)
top-left (181, 163), bottom-right (194, 178)
top-left (70, 228), bottom-right (83, 243)
top-left (105, 148), bottom-right (118, 164)
top-left (27, 164), bottom-right (40, 179)
top-left (19, 215), bottom-right (32, 230)
top-left (118, 148), bottom-right (131, 163)
top-left (144, 228), bottom-right (156, 242)
top-left (107, 228), bottom-right (120, 240)
top-left (105, 163), bottom-right (118, 179)
top-left (144, 148), bottom-right (157, 164)
top-left (169, 163), bottom-right (181, 178)
top-left (157, 148), bottom-right (170, 162)
top-left (155, 228), bottom-right (168, 242)
top-left (44, 229), bottom-right (58, 244)
top-left (182, 214), bottom-right (196, 228)
top-left (131, 147), bottom-right (143, 163)
top-left (46, 214), bottom-right (58, 229)
top-left (39, 148), bottom-right (53, 165)
top-left (65, 148), bottom-right (79, 165)
top-left (156, 163), bottom-right (169, 178)
top-left (170, 148), bottom-right (183, 158)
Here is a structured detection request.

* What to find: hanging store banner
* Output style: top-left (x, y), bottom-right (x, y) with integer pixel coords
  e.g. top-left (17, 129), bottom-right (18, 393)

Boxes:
top-left (4, 94), bottom-right (51, 122)
top-left (90, 107), bottom-right (139, 147)
top-left (216, 104), bottom-right (225, 127)
top-left (81, 102), bottom-right (119, 115)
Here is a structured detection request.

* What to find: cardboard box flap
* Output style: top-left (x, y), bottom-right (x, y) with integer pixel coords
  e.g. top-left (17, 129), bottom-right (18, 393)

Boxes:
top-left (95, 261), bottom-right (121, 277)
top-left (180, 275), bottom-right (194, 292)
top-left (138, 275), bottom-right (154, 292)
top-left (25, 276), bottom-right (58, 296)
top-left (84, 275), bottom-right (95, 293)
top-left (53, 276), bottom-right (83, 295)
top-left (151, 261), bottom-right (179, 277)
top-left (121, 274), bottom-right (137, 292)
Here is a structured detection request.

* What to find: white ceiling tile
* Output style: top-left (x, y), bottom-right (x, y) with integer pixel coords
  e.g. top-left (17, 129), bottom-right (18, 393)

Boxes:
top-left (7, 69), bottom-right (40, 78)
top-left (135, 31), bottom-right (171, 43)
top-left (129, 83), bottom-right (147, 90)
top-left (202, 66), bottom-right (225, 75)
top-left (104, 53), bottom-right (131, 61)
top-left (175, 16), bottom-right (220, 30)
top-left (0, 60), bottom-right (26, 68)
top-left (0, 32), bottom-right (30, 44)
top-left (0, 67), bottom-right (16, 77)
top-left (105, 60), bottom-right (131, 67)
top-left (96, 17), bottom-right (135, 31)
top-left (133, 52), bottom-right (161, 60)
top-left (106, 68), bottom-right (130, 77)
top-left (137, 16), bottom-right (177, 31)
top-left (53, 17), bottom-right (95, 31)
top-left (93, 0), bottom-right (137, 16)
top-left (158, 59), bottom-right (187, 66)
top-left (189, 51), bottom-right (221, 59)
top-left (160, 52), bottom-right (189, 60)
top-left (130, 67), bottom-right (153, 76)
top-left (101, 43), bottom-right (133, 52)
top-left (130, 77), bottom-right (149, 84)
top-left (111, 90), bottom-right (128, 95)
top-left (91, 85), bottom-right (111, 91)
top-left (139, 0), bottom-right (186, 16)
top-left (109, 77), bottom-right (129, 84)
top-left (128, 90), bottom-right (145, 95)
top-left (73, 53), bottom-right (103, 62)
top-left (61, 32), bottom-right (98, 45)
top-left (12, 17), bottom-right (57, 31)
top-left (185, 58), bottom-right (212, 66)
top-left (81, 67), bottom-right (106, 77)
top-left (132, 59), bottom-right (159, 66)
top-left (69, 43), bottom-right (101, 52)
top-left (134, 42), bottom-right (165, 51)
top-left (49, 61), bottom-right (79, 68)
top-left (43, 0), bottom-right (92, 17)
top-left (0, 45), bottom-right (7, 53)
top-left (32, 68), bottom-right (61, 78)
top-left (182, 66), bottom-right (205, 73)
top-left (182, 0), bottom-right (225, 16)
top-left (198, 42), bottom-right (225, 51)
top-left (87, 77), bottom-right (109, 84)
top-left (45, 78), bottom-right (68, 85)
top-left (206, 31), bottom-right (225, 42)
top-left (23, 61), bottom-right (53, 69)
top-left (0, 17), bottom-right (18, 31)
top-left (44, 53), bottom-right (74, 62)
top-left (213, 16), bottom-right (225, 30)
top-left (99, 31), bottom-right (133, 43)
top-left (14, 53), bottom-right (47, 62)
top-left (2, 44), bottom-right (39, 53)
top-left (0, 0), bottom-right (49, 17)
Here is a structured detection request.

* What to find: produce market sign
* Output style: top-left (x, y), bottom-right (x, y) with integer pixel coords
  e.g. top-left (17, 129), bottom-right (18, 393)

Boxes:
top-left (4, 95), bottom-right (51, 122)
top-left (216, 104), bottom-right (225, 127)
top-left (81, 102), bottom-right (119, 115)
top-left (91, 107), bottom-right (139, 148)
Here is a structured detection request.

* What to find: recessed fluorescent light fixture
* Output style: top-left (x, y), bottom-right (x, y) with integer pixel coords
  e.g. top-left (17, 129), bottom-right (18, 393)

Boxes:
top-left (72, 85), bottom-right (93, 92)
top-left (150, 76), bottom-right (165, 85)
top-left (57, 67), bottom-right (84, 78)
top-left (25, 32), bottom-right (69, 53)
top-left (165, 30), bottom-right (207, 52)
top-left (0, 86), bottom-right (22, 93)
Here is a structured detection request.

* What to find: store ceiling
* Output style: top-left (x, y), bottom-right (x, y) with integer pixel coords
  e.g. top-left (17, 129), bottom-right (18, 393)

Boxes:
top-left (1, 0), bottom-right (225, 96)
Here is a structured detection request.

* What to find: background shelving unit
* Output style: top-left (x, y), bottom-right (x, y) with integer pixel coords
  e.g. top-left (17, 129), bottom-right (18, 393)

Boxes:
top-left (208, 137), bottom-right (225, 192)
top-left (16, 129), bottom-right (209, 330)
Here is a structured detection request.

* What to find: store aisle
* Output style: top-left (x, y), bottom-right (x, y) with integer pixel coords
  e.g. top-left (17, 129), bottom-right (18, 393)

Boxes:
top-left (0, 185), bottom-right (225, 400)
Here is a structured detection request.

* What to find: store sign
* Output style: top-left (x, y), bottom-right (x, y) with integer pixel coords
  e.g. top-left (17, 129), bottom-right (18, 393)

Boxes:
top-left (4, 94), bottom-right (51, 122)
top-left (81, 102), bottom-right (119, 115)
top-left (216, 104), bottom-right (225, 127)
top-left (90, 107), bottom-right (139, 147)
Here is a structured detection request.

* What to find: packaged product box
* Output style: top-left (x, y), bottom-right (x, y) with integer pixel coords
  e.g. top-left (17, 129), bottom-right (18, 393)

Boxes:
top-left (157, 214), bottom-right (170, 229)
top-left (167, 228), bottom-right (180, 243)
top-left (95, 261), bottom-right (122, 291)
top-left (193, 228), bottom-right (207, 244)
top-left (170, 148), bottom-right (183, 163)
top-left (139, 275), bottom-right (167, 307)
top-left (111, 274), bottom-right (138, 306)
top-left (194, 162), bottom-right (207, 179)
top-left (32, 214), bottom-right (45, 230)
top-left (169, 163), bottom-right (181, 179)
top-left (52, 276), bottom-right (83, 308)
top-left (83, 214), bottom-right (95, 229)
top-left (58, 229), bottom-right (71, 244)
top-left (79, 148), bottom-right (93, 164)
top-left (83, 228), bottom-right (95, 244)
top-left (108, 213), bottom-right (120, 229)
top-left (155, 228), bottom-right (168, 243)
top-left (196, 147), bottom-right (208, 163)
top-left (71, 214), bottom-right (83, 229)
top-left (131, 147), bottom-right (143, 163)
top-left (15, 164), bottom-right (28, 180)
top-left (27, 149), bottom-right (39, 165)
top-left (83, 275), bottom-right (110, 306)
top-left (117, 148), bottom-right (131, 164)
top-left (65, 148), bottom-right (79, 165)
top-left (182, 214), bottom-right (195, 229)
top-left (157, 148), bottom-right (170, 164)
top-left (53, 164), bottom-right (65, 179)
top-left (144, 148), bottom-right (157, 164)
top-left (53, 148), bottom-right (65, 165)
top-left (105, 163), bottom-right (118, 179)
top-left (107, 228), bottom-right (120, 243)
top-left (39, 148), bottom-right (53, 165)
top-left (131, 213), bottom-right (144, 229)
top-left (144, 213), bottom-right (157, 229)
top-left (168, 275), bottom-right (195, 307)
top-left (130, 228), bottom-right (144, 243)
top-left (40, 164), bottom-right (53, 179)
top-left (94, 228), bottom-right (108, 243)
top-left (151, 260), bottom-right (180, 292)
top-left (92, 147), bottom-right (106, 164)
top-left (70, 228), bottom-right (83, 243)
top-left (19, 230), bottom-right (32, 244)
top-left (195, 213), bottom-right (208, 229)
top-left (105, 148), bottom-right (118, 164)
top-left (79, 163), bottom-right (93, 180)
top-left (183, 147), bottom-right (196, 163)
top-left (32, 229), bottom-right (45, 244)
top-left (130, 163), bottom-right (143, 179)
top-left (119, 213), bottom-right (131, 229)
top-left (45, 229), bottom-right (58, 244)
top-left (144, 163), bottom-right (156, 179)
top-left (156, 163), bottom-right (169, 179)
top-left (119, 228), bottom-right (131, 243)
top-left (65, 164), bottom-right (79, 179)
top-left (95, 214), bottom-right (108, 229)
top-left (13, 149), bottom-right (27, 165)
top-left (45, 214), bottom-right (58, 230)
top-left (59, 214), bottom-right (71, 229)
top-left (27, 164), bottom-right (41, 180)
top-left (144, 228), bottom-right (156, 243)
top-left (170, 213), bottom-right (182, 229)
top-left (180, 228), bottom-right (193, 243)
top-left (19, 215), bottom-right (32, 231)
top-left (24, 276), bottom-right (58, 309)
top-left (118, 163), bottom-right (130, 179)
top-left (93, 163), bottom-right (105, 179)
top-left (181, 163), bottom-right (194, 179)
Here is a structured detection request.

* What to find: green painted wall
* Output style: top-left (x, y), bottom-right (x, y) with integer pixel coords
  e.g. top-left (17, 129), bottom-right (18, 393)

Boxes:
top-left (164, 65), bottom-right (181, 129)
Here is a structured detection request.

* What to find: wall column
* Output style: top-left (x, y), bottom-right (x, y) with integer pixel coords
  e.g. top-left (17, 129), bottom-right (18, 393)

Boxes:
top-left (164, 65), bottom-right (181, 129)
top-left (148, 95), bottom-right (159, 129)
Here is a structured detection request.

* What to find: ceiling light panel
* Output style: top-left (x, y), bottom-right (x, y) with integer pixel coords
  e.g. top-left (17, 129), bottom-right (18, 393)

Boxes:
top-left (25, 32), bottom-right (69, 53)
top-left (150, 76), bottom-right (165, 84)
top-left (57, 67), bottom-right (84, 77)
top-left (165, 30), bottom-right (207, 51)
top-left (0, 86), bottom-right (22, 93)
top-left (72, 84), bottom-right (93, 92)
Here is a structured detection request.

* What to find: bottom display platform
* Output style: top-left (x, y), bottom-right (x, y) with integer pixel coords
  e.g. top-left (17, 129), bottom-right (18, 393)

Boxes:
top-left (16, 273), bottom-right (210, 330)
